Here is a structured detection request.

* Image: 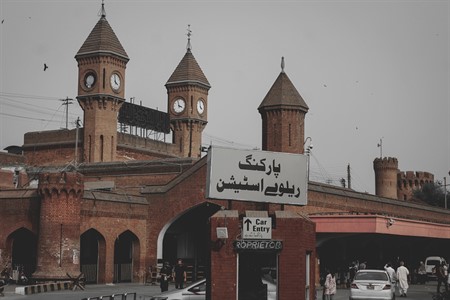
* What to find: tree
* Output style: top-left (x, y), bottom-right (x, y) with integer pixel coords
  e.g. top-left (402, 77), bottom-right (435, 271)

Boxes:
top-left (412, 181), bottom-right (446, 207)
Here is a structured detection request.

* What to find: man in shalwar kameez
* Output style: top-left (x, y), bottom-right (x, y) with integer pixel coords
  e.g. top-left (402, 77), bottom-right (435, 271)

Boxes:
top-left (396, 261), bottom-right (410, 297)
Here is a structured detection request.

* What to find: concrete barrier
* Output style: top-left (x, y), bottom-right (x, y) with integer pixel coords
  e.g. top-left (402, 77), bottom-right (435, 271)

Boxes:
top-left (15, 281), bottom-right (72, 295)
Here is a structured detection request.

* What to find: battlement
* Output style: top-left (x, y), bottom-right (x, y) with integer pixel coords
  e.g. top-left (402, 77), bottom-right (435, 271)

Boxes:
top-left (398, 171), bottom-right (434, 190)
top-left (38, 171), bottom-right (84, 196)
top-left (373, 157), bottom-right (398, 170)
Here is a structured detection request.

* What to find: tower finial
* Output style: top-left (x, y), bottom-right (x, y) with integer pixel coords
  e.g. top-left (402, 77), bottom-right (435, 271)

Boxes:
top-left (100, 0), bottom-right (106, 18)
top-left (186, 24), bottom-right (192, 51)
top-left (281, 56), bottom-right (285, 73)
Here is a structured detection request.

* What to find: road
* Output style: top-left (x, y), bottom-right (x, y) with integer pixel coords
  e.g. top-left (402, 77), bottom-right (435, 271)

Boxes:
top-left (0, 281), bottom-right (443, 300)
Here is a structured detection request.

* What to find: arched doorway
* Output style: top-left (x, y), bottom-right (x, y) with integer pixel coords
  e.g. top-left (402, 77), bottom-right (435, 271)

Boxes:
top-left (80, 229), bottom-right (106, 284)
top-left (7, 228), bottom-right (37, 281)
top-left (114, 230), bottom-right (139, 283)
top-left (158, 202), bottom-right (221, 282)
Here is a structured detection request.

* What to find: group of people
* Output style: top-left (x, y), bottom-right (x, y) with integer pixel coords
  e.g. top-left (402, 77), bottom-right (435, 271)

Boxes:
top-left (384, 261), bottom-right (410, 297)
top-left (159, 258), bottom-right (187, 292)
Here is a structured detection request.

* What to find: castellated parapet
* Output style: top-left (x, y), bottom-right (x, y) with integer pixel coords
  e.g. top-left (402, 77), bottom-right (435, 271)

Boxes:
top-left (397, 171), bottom-right (434, 201)
top-left (34, 172), bottom-right (84, 279)
top-left (373, 157), bottom-right (399, 199)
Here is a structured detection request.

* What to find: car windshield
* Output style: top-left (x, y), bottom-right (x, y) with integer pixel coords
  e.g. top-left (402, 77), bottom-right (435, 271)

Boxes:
top-left (427, 260), bottom-right (439, 266)
top-left (355, 272), bottom-right (388, 281)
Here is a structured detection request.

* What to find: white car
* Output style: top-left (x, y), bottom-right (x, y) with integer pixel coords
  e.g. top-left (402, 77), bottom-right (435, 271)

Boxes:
top-left (425, 256), bottom-right (447, 279)
top-left (349, 269), bottom-right (395, 300)
top-left (150, 278), bottom-right (276, 300)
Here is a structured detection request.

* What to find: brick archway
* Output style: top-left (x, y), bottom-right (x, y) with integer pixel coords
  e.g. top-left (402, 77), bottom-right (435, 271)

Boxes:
top-left (156, 202), bottom-right (221, 282)
top-left (5, 227), bottom-right (37, 280)
top-left (80, 228), bottom-right (106, 284)
top-left (114, 230), bottom-right (140, 283)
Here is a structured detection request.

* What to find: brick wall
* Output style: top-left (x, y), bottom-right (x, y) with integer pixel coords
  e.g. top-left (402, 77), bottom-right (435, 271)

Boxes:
top-left (0, 152), bottom-right (26, 165)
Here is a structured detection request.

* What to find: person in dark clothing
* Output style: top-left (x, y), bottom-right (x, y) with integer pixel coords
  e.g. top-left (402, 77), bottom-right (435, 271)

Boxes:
top-left (436, 261), bottom-right (449, 294)
top-left (159, 262), bottom-right (172, 292)
top-left (173, 259), bottom-right (187, 289)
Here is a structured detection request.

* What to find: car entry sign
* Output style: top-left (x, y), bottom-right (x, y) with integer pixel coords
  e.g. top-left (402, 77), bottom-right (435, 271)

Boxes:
top-left (242, 217), bottom-right (272, 239)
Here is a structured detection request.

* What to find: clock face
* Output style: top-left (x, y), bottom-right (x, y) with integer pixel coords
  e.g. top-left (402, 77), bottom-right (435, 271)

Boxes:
top-left (173, 98), bottom-right (186, 113)
top-left (84, 73), bottom-right (96, 89)
top-left (197, 99), bottom-right (205, 114)
top-left (110, 73), bottom-right (121, 91)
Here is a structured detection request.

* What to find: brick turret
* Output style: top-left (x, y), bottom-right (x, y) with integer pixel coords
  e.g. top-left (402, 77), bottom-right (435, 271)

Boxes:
top-left (33, 172), bottom-right (84, 280)
top-left (373, 157), bottom-right (399, 199)
top-left (258, 58), bottom-right (309, 154)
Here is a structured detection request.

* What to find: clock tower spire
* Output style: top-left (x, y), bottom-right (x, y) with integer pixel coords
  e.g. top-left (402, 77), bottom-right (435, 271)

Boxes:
top-left (75, 3), bottom-right (129, 163)
top-left (166, 26), bottom-right (210, 158)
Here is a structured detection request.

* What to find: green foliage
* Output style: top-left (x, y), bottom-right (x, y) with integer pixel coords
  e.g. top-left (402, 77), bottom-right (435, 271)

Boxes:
top-left (412, 182), bottom-right (446, 207)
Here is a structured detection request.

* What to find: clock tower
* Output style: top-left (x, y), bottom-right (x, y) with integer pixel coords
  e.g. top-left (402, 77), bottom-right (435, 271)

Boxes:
top-left (166, 29), bottom-right (210, 158)
top-left (75, 4), bottom-right (129, 163)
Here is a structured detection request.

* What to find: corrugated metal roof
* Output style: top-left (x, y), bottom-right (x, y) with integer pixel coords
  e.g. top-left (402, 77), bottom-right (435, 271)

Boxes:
top-left (258, 72), bottom-right (308, 111)
top-left (75, 16), bottom-right (128, 60)
top-left (166, 49), bottom-right (210, 88)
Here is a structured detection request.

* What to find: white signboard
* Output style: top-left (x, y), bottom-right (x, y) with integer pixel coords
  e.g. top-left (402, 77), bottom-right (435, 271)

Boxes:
top-left (206, 146), bottom-right (308, 205)
top-left (242, 217), bottom-right (272, 239)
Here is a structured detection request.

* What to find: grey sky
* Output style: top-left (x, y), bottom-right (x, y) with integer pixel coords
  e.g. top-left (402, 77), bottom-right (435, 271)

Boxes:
top-left (0, 0), bottom-right (448, 194)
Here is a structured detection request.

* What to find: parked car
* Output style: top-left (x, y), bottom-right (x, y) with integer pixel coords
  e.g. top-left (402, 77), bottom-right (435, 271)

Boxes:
top-left (150, 278), bottom-right (276, 300)
top-left (425, 256), bottom-right (447, 279)
top-left (349, 269), bottom-right (395, 300)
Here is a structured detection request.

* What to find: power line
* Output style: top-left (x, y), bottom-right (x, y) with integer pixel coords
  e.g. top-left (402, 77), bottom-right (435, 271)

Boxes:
top-left (203, 132), bottom-right (259, 150)
top-left (0, 112), bottom-right (62, 123)
top-left (0, 92), bottom-right (60, 101)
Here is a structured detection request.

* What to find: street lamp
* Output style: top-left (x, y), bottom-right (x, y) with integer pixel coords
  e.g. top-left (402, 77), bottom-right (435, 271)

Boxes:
top-left (304, 137), bottom-right (313, 155)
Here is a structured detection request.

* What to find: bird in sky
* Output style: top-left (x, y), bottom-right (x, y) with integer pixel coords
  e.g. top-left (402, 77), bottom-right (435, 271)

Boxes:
top-left (44, 63), bottom-right (48, 71)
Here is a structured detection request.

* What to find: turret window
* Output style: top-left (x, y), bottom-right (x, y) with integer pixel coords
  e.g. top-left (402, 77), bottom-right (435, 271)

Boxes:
top-left (289, 124), bottom-right (292, 146)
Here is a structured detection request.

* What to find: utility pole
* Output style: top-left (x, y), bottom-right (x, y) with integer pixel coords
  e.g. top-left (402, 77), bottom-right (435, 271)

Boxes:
top-left (60, 97), bottom-right (73, 129)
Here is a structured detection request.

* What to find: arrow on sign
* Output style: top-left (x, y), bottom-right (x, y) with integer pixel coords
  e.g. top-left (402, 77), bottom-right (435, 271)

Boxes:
top-left (244, 218), bottom-right (252, 231)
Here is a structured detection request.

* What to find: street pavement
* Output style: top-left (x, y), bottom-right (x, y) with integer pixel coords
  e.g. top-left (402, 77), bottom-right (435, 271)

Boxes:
top-left (0, 281), bottom-right (443, 300)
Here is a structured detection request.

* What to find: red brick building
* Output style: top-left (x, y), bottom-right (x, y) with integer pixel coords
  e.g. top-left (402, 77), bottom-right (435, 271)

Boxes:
top-left (0, 5), bottom-right (449, 300)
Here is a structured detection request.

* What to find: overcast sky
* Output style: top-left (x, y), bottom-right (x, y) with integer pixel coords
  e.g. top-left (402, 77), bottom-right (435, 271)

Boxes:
top-left (0, 0), bottom-right (448, 194)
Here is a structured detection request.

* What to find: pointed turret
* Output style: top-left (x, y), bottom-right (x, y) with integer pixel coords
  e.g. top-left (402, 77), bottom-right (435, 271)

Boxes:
top-left (258, 58), bottom-right (308, 111)
top-left (166, 49), bottom-right (210, 88)
top-left (258, 57), bottom-right (309, 154)
top-left (75, 6), bottom-right (128, 60)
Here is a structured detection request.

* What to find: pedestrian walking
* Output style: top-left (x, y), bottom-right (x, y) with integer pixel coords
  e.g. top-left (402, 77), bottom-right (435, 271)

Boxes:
top-left (173, 259), bottom-right (187, 289)
top-left (324, 269), bottom-right (337, 300)
top-left (159, 261), bottom-right (172, 292)
top-left (436, 261), bottom-right (449, 294)
top-left (396, 261), bottom-right (409, 297)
